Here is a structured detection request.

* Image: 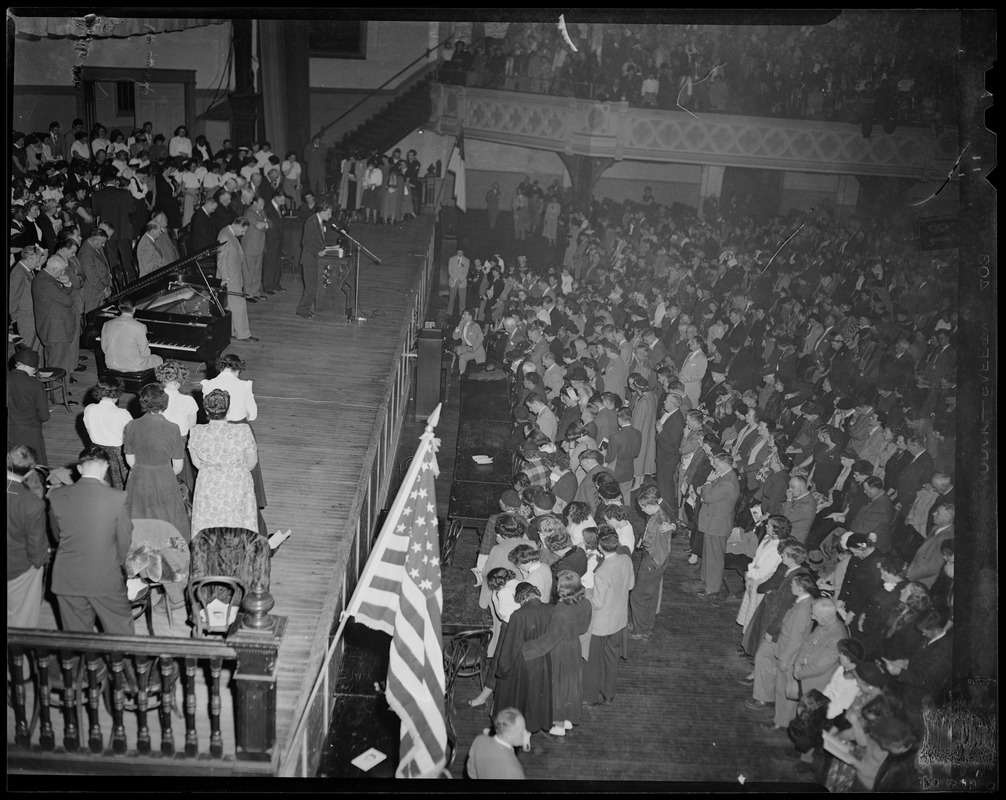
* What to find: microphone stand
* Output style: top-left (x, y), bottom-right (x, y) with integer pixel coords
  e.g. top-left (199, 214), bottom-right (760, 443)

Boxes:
top-left (336, 225), bottom-right (382, 323)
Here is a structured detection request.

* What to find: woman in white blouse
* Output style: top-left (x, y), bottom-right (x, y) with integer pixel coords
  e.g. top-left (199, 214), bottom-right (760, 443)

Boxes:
top-left (168, 125), bottom-right (193, 159)
top-left (90, 124), bottom-right (112, 157)
top-left (156, 359), bottom-right (200, 501)
top-left (82, 376), bottom-right (134, 489)
top-left (178, 159), bottom-right (203, 227)
top-left (200, 353), bottom-right (266, 532)
top-left (735, 514), bottom-right (786, 630)
top-left (281, 151), bottom-right (302, 205)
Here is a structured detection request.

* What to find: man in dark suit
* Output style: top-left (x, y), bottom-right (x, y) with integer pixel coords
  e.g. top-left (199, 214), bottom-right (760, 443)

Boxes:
top-left (189, 197), bottom-right (220, 254)
top-left (91, 170), bottom-right (137, 282)
top-left (31, 255), bottom-right (78, 383)
top-left (605, 407), bottom-right (642, 505)
top-left (891, 610), bottom-right (952, 736)
top-left (295, 200), bottom-right (335, 319)
top-left (642, 327), bottom-right (667, 370)
top-left (48, 447), bottom-right (134, 635)
top-left (261, 193), bottom-right (286, 294)
top-left (209, 188), bottom-right (238, 234)
top-left (573, 449), bottom-right (614, 510)
top-left (654, 392), bottom-right (685, 512)
top-left (76, 228), bottom-right (113, 312)
top-left (895, 436), bottom-right (934, 514)
top-left (849, 477), bottom-right (897, 554)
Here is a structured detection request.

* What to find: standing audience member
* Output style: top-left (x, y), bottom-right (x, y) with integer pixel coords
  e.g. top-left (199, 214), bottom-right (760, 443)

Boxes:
top-left (48, 446), bottom-right (134, 634)
top-left (82, 376), bottom-right (133, 488)
top-left (7, 349), bottom-right (50, 464)
top-left (583, 529), bottom-right (634, 706)
top-left (7, 445), bottom-right (50, 628)
top-left (188, 389), bottom-right (259, 535)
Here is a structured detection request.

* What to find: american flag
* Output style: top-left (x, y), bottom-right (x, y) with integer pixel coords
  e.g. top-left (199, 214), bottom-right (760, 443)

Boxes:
top-left (348, 427), bottom-right (447, 778)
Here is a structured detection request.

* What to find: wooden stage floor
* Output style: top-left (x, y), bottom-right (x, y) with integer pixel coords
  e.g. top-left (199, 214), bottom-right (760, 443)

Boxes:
top-left (30, 213), bottom-right (437, 771)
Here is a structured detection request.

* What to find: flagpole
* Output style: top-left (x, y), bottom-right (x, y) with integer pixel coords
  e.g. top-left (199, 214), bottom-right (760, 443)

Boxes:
top-left (337, 404), bottom-right (443, 643)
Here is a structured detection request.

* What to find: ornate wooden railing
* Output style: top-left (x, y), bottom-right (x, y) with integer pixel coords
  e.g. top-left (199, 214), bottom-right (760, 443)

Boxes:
top-left (429, 82), bottom-right (961, 181)
top-left (8, 601), bottom-right (286, 775)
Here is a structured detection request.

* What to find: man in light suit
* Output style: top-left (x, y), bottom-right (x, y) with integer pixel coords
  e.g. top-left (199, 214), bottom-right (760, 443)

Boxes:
top-left (654, 393), bottom-right (685, 511)
top-left (678, 337), bottom-right (709, 408)
top-left (781, 475), bottom-right (817, 545)
top-left (697, 451), bottom-right (741, 597)
top-left (136, 222), bottom-right (167, 277)
top-left (76, 228), bottom-right (113, 312)
top-left (9, 245), bottom-right (45, 355)
top-left (905, 504), bottom-right (954, 588)
top-left (446, 248), bottom-right (470, 318)
top-left (851, 408), bottom-right (888, 466)
top-left (48, 447), bottom-right (134, 635)
top-left (600, 340), bottom-right (629, 401)
top-left (100, 297), bottom-right (163, 372)
top-left (217, 217), bottom-right (257, 341)
top-left (31, 255), bottom-right (78, 379)
top-left (295, 200), bottom-right (334, 320)
top-left (453, 308), bottom-right (486, 375)
top-left (583, 530), bottom-right (634, 705)
top-left (792, 598), bottom-right (848, 695)
top-left (762, 573), bottom-right (815, 731)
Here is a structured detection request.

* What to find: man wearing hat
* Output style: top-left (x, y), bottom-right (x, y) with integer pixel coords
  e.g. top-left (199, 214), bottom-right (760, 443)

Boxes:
top-left (7, 349), bottom-right (50, 464)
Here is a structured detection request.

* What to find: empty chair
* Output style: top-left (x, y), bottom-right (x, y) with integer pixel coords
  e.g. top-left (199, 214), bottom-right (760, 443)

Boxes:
top-left (188, 575), bottom-right (247, 638)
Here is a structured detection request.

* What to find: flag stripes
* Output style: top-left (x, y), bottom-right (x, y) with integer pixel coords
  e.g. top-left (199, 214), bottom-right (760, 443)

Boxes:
top-left (348, 434), bottom-right (447, 778)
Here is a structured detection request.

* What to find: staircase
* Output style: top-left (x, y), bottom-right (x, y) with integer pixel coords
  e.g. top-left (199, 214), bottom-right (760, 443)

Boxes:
top-left (336, 66), bottom-right (436, 158)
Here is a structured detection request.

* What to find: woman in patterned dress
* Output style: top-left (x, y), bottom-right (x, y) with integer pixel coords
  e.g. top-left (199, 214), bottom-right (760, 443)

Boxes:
top-left (187, 389), bottom-right (258, 536)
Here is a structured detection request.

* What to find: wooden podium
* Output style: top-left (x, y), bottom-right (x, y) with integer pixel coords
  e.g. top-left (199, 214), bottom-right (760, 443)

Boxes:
top-left (316, 253), bottom-right (353, 323)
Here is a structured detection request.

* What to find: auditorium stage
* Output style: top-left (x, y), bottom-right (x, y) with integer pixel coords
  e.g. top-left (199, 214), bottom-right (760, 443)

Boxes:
top-left (34, 212), bottom-right (438, 773)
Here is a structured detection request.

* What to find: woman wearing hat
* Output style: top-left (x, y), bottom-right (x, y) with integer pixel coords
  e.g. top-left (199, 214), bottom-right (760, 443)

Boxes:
top-left (7, 348), bottom-right (50, 465)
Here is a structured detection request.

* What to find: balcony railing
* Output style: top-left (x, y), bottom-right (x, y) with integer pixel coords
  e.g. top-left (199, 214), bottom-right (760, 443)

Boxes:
top-left (8, 602), bottom-right (285, 775)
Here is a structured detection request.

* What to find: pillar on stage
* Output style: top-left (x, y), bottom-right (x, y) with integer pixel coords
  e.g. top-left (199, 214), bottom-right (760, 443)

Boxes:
top-left (836, 175), bottom-right (860, 224)
top-left (558, 154), bottom-right (614, 214)
top-left (699, 165), bottom-right (725, 218)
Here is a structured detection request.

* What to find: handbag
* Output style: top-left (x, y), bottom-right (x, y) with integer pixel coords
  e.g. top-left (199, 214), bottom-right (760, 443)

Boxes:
top-left (785, 674), bottom-right (801, 701)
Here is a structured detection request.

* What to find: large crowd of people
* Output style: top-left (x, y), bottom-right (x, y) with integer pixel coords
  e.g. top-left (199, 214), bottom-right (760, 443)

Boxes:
top-left (441, 13), bottom-right (953, 132)
top-left (461, 182), bottom-right (956, 787)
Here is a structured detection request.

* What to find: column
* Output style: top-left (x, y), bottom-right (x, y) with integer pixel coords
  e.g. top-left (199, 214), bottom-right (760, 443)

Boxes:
top-left (699, 164), bottom-right (725, 218)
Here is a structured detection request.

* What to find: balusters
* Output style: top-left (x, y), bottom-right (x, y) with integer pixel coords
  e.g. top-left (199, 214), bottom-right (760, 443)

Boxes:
top-left (37, 649), bottom-right (55, 750)
top-left (59, 651), bottom-right (80, 752)
top-left (110, 652), bottom-right (127, 754)
top-left (184, 657), bottom-right (198, 756)
top-left (135, 655), bottom-right (152, 754)
top-left (159, 657), bottom-right (177, 755)
top-left (8, 649), bottom-right (29, 749)
top-left (209, 656), bottom-right (224, 758)
top-left (85, 655), bottom-right (104, 753)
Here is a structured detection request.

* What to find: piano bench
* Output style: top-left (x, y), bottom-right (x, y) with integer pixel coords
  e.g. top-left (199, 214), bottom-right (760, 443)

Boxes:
top-left (102, 368), bottom-right (158, 395)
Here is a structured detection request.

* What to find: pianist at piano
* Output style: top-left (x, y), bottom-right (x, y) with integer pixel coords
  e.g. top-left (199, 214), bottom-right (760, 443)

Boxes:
top-left (99, 297), bottom-right (165, 373)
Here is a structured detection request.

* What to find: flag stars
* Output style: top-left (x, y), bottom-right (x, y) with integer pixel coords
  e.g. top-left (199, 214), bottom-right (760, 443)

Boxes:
top-left (410, 568), bottom-right (420, 579)
top-left (410, 491), bottom-right (419, 499)
top-left (420, 460), bottom-right (431, 471)
top-left (411, 542), bottom-right (423, 553)
top-left (417, 488), bottom-right (428, 499)
top-left (430, 557), bottom-right (440, 567)
top-left (422, 555), bottom-right (428, 564)
top-left (426, 541), bottom-right (433, 551)
top-left (396, 524), bottom-right (406, 533)
top-left (427, 503), bottom-right (435, 514)
top-left (419, 579), bottom-right (433, 591)
top-left (415, 517), bottom-right (426, 528)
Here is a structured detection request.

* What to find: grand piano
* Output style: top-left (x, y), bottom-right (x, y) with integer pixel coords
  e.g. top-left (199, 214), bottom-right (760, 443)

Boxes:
top-left (82, 243), bottom-right (232, 373)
